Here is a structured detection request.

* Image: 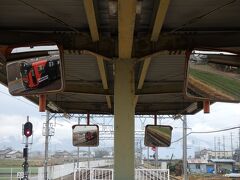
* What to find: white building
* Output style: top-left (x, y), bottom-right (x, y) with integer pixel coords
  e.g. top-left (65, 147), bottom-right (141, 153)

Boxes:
top-left (0, 148), bottom-right (13, 159)
top-left (188, 159), bottom-right (210, 173)
top-left (5, 150), bottom-right (22, 159)
top-left (195, 149), bottom-right (233, 160)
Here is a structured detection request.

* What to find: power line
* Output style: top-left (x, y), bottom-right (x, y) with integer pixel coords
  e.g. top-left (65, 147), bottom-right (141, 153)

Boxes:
top-left (169, 0), bottom-right (237, 33)
top-left (0, 90), bottom-right (38, 109)
top-left (17, 0), bottom-right (80, 33)
top-left (172, 125), bottom-right (240, 144)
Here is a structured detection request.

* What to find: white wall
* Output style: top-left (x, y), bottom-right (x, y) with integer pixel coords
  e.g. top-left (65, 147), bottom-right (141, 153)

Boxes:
top-left (37, 159), bottom-right (113, 180)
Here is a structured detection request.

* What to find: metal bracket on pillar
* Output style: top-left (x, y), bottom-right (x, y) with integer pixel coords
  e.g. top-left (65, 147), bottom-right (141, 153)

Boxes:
top-left (39, 95), bottom-right (46, 112)
top-left (203, 100), bottom-right (210, 113)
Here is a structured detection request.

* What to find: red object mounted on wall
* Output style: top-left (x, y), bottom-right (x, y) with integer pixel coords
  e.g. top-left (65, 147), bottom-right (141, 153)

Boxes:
top-left (203, 100), bottom-right (210, 113)
top-left (39, 94), bottom-right (46, 112)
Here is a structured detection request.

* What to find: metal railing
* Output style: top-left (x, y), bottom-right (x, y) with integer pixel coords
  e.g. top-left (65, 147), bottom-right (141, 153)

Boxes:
top-left (0, 167), bottom-right (169, 180)
top-left (74, 168), bottom-right (113, 180)
top-left (135, 169), bottom-right (169, 180)
top-left (74, 168), bottom-right (170, 180)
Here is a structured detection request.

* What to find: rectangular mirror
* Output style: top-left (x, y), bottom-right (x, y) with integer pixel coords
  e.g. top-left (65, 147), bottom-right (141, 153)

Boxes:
top-left (186, 50), bottom-right (240, 102)
top-left (72, 125), bottom-right (99, 147)
top-left (144, 125), bottom-right (173, 147)
top-left (6, 44), bottom-right (63, 96)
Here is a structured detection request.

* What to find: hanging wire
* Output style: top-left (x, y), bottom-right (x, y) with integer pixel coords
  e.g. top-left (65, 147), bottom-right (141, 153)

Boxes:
top-left (169, 0), bottom-right (237, 33)
top-left (17, 0), bottom-right (80, 33)
top-left (171, 125), bottom-right (240, 144)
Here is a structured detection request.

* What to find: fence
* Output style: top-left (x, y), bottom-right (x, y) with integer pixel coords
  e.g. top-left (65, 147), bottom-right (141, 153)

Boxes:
top-left (0, 161), bottom-right (169, 180)
top-left (135, 169), bottom-right (169, 180)
top-left (74, 168), bottom-right (170, 180)
top-left (74, 168), bottom-right (113, 180)
top-left (37, 159), bottom-right (114, 180)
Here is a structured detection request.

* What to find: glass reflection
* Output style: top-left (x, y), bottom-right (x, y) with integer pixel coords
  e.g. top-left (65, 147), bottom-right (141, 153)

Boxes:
top-left (72, 125), bottom-right (99, 147)
top-left (187, 51), bottom-right (240, 102)
top-left (144, 125), bottom-right (173, 147)
top-left (7, 46), bottom-right (61, 95)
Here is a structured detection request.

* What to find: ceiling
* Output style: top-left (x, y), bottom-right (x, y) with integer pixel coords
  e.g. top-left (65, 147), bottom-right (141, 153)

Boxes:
top-left (0, 0), bottom-right (240, 114)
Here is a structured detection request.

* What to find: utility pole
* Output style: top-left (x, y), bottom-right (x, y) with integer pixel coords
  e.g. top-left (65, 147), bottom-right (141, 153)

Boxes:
top-left (77, 117), bottom-right (80, 170)
top-left (154, 114), bottom-right (158, 168)
top-left (147, 147), bottom-right (150, 168)
top-left (218, 137), bottom-right (221, 159)
top-left (183, 115), bottom-right (188, 180)
top-left (239, 128), bottom-right (240, 150)
top-left (44, 111), bottom-right (50, 180)
top-left (237, 128), bottom-right (240, 162)
top-left (140, 140), bottom-right (143, 165)
top-left (230, 133), bottom-right (234, 158)
top-left (223, 136), bottom-right (226, 158)
top-left (214, 137), bottom-right (217, 158)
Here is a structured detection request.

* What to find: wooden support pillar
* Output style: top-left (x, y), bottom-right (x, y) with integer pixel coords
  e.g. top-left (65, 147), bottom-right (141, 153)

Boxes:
top-left (114, 59), bottom-right (135, 180)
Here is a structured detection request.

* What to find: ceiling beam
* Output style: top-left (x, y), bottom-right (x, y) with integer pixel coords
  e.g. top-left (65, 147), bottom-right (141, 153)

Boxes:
top-left (151, 0), bottom-right (170, 41)
top-left (55, 101), bottom-right (111, 114)
top-left (52, 101), bottom-right (198, 115)
top-left (64, 82), bottom-right (113, 95)
top-left (136, 82), bottom-right (183, 95)
top-left (134, 57), bottom-right (151, 106)
top-left (83, 0), bottom-right (99, 42)
top-left (136, 102), bottom-right (193, 114)
top-left (1, 31), bottom-right (240, 58)
top-left (96, 56), bottom-right (112, 109)
top-left (207, 54), bottom-right (240, 66)
top-left (137, 58), bottom-right (151, 89)
top-left (7, 51), bottom-right (50, 62)
top-left (118, 0), bottom-right (137, 58)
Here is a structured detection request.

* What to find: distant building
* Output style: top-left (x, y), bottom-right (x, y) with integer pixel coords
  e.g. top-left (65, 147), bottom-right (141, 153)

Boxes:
top-left (72, 150), bottom-right (95, 158)
top-left (195, 149), bottom-right (233, 160)
top-left (31, 151), bottom-right (43, 158)
top-left (233, 148), bottom-right (240, 162)
top-left (53, 150), bottom-right (72, 158)
top-left (5, 151), bottom-right (22, 159)
top-left (209, 159), bottom-right (235, 174)
top-left (0, 148), bottom-right (13, 159)
top-left (188, 158), bottom-right (236, 174)
top-left (188, 159), bottom-right (211, 174)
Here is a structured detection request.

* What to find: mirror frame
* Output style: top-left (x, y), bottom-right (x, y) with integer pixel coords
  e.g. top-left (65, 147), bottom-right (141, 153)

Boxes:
top-left (6, 42), bottom-right (65, 96)
top-left (144, 124), bottom-right (173, 147)
top-left (184, 49), bottom-right (240, 103)
top-left (72, 124), bottom-right (99, 147)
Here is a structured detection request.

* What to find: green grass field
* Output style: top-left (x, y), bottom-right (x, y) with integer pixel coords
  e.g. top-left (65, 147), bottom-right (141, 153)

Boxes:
top-left (0, 159), bottom-right (43, 168)
top-left (0, 167), bottom-right (38, 180)
top-left (0, 159), bottom-right (23, 168)
top-left (0, 159), bottom-right (39, 180)
top-left (0, 167), bottom-right (38, 174)
top-left (189, 68), bottom-right (240, 99)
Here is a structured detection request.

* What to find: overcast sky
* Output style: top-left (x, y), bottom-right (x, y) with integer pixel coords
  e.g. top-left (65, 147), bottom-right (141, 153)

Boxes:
top-left (0, 83), bottom-right (239, 159)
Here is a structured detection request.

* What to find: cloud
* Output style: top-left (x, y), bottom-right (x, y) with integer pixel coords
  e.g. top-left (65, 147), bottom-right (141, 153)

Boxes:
top-left (0, 113), bottom-right (75, 151)
top-left (188, 103), bottom-right (240, 129)
top-left (1, 80), bottom-right (240, 159)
